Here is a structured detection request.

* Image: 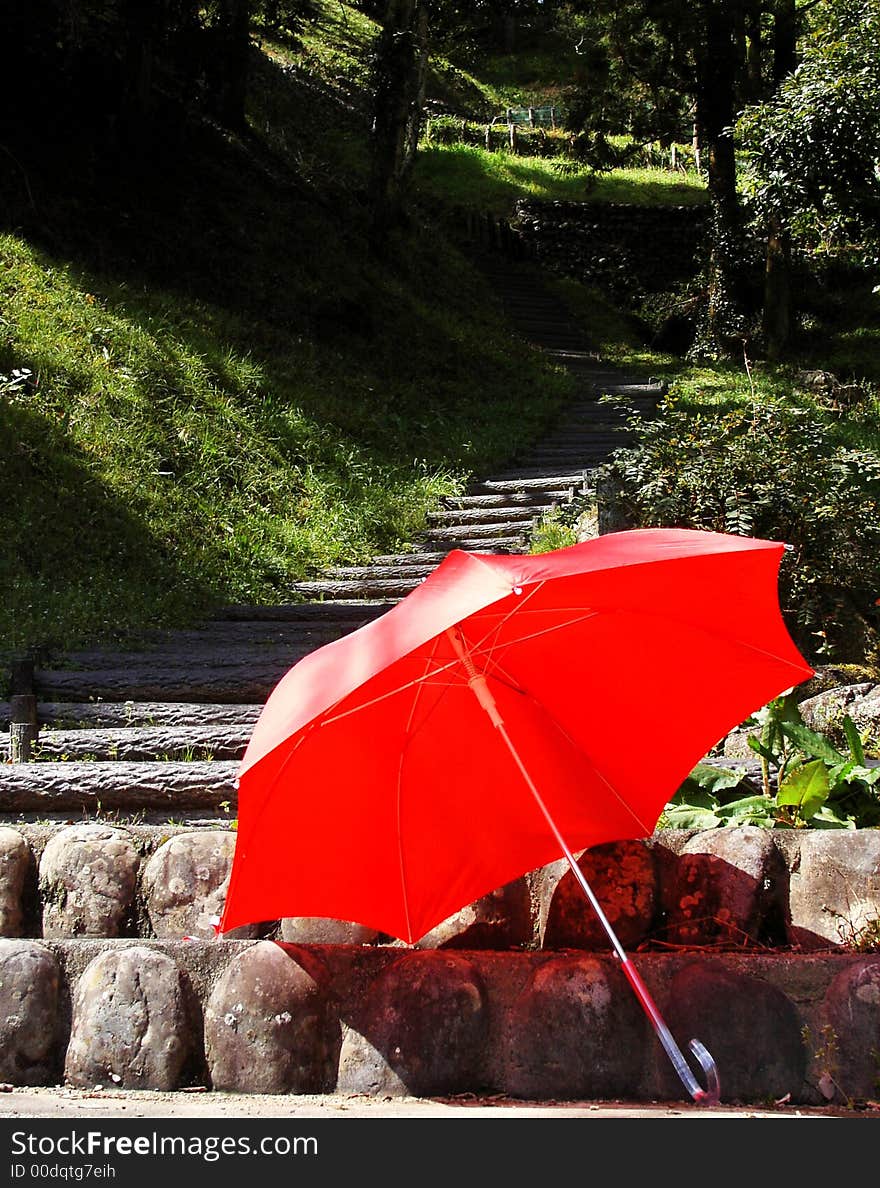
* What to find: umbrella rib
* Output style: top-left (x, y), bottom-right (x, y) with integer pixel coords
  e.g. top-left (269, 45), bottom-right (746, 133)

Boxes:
top-left (319, 658), bottom-right (467, 726)
top-left (467, 579), bottom-right (546, 661)
top-left (484, 653), bottom-right (654, 837)
top-left (395, 637), bottom-right (443, 943)
top-left (471, 612), bottom-right (601, 677)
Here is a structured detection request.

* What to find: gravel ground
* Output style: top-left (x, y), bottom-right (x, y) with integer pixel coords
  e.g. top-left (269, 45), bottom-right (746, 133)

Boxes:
top-left (0, 1085), bottom-right (871, 1119)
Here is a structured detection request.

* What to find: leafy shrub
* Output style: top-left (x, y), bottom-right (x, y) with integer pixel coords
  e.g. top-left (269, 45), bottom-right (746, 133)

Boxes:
top-left (601, 395), bottom-right (880, 665)
top-left (664, 694), bottom-right (880, 830)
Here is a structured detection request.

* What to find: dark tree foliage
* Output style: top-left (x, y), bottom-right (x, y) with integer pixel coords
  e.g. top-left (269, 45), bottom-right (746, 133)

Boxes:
top-left (0, 1), bottom-right (319, 152)
top-left (429, 0), bottom-right (554, 60)
top-left (739, 0), bottom-right (880, 357)
top-left (557, 0), bottom-right (819, 354)
top-left (370, 0), bottom-right (431, 240)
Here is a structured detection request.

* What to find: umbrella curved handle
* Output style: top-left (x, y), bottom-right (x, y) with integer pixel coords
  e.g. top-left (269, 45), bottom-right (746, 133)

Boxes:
top-left (688, 1038), bottom-right (721, 1105)
top-left (617, 956), bottom-right (721, 1105)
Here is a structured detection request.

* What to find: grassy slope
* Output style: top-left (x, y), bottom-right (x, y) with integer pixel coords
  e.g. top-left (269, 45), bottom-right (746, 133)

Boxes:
top-left (0, 3), bottom-right (573, 667)
top-left (413, 144), bottom-right (706, 217)
top-left (4, 4), bottom-right (877, 675)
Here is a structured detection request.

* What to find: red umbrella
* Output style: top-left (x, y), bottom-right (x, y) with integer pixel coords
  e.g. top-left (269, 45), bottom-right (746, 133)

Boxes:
top-left (219, 528), bottom-right (814, 1103)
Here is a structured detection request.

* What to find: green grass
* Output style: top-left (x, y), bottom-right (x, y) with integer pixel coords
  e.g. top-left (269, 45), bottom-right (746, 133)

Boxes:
top-left (0, 223), bottom-right (572, 661)
top-left (414, 144), bottom-right (707, 217)
top-left (0, 6), bottom-right (578, 670)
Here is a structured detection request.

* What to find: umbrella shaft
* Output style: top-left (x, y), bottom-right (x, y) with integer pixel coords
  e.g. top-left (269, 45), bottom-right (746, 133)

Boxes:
top-left (616, 955), bottom-right (709, 1102)
top-left (453, 635), bottom-right (717, 1104)
top-left (494, 724), bottom-right (712, 1104)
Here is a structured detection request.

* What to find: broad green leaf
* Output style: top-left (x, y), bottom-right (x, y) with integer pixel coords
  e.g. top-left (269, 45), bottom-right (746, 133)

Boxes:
top-left (716, 795), bottom-right (778, 825)
top-left (842, 764), bottom-right (880, 786)
top-left (670, 781), bottom-right (718, 810)
top-left (661, 804), bottom-right (724, 830)
top-left (809, 807), bottom-right (858, 830)
top-left (842, 715), bottom-right (866, 765)
top-left (685, 762), bottom-right (747, 794)
top-left (747, 735), bottom-right (778, 764)
top-left (777, 760), bottom-right (830, 820)
top-left (780, 721), bottom-right (846, 764)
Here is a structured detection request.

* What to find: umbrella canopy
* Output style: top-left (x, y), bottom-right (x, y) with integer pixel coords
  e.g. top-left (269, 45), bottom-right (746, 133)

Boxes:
top-left (220, 528), bottom-right (813, 943)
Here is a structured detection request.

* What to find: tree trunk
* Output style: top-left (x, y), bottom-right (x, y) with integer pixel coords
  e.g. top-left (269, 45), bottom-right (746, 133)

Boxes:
top-left (370, 0), bottom-right (430, 243)
top-left (772, 0), bottom-right (798, 84)
top-left (744, 0), bottom-right (764, 100)
top-left (213, 0), bottom-right (252, 131)
top-left (763, 214), bottom-right (791, 359)
top-left (757, 0), bottom-right (800, 354)
top-left (696, 0), bottom-right (744, 352)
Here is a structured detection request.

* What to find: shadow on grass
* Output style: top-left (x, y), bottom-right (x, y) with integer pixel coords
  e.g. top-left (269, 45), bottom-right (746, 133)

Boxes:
top-left (0, 400), bottom-right (214, 669)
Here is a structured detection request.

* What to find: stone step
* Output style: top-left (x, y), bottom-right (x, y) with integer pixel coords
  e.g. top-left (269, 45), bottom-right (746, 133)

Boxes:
top-left (445, 491), bottom-right (568, 509)
top-left (423, 537), bottom-right (527, 553)
top-left (52, 635), bottom-right (342, 671)
top-left (595, 382), bottom-right (666, 397)
top-left (518, 447), bottom-right (617, 462)
top-left (111, 621), bottom-right (351, 649)
top-left (216, 601), bottom-right (397, 622)
top-left (553, 425), bottom-right (637, 439)
top-left (482, 467), bottom-right (591, 484)
top-left (33, 662), bottom-right (299, 705)
top-left (473, 481), bottom-right (588, 500)
top-left (423, 519), bottom-right (531, 539)
top-left (19, 724), bottom-right (251, 763)
top-left (0, 759), bottom-right (239, 813)
top-left (326, 563), bottom-right (437, 580)
top-left (426, 506), bottom-right (540, 526)
top-left (370, 551), bottom-right (449, 567)
top-left (289, 577), bottom-right (424, 600)
top-left (21, 701), bottom-right (262, 730)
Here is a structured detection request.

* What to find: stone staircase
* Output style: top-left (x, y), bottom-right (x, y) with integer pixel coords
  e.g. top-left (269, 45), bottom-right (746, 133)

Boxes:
top-left (2, 256), bottom-right (663, 820)
top-left (2, 257), bottom-right (878, 1108)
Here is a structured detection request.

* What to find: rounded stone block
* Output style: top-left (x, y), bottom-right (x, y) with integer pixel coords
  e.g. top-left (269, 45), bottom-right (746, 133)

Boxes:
top-left (542, 841), bottom-right (656, 951)
top-left (501, 955), bottom-right (646, 1100)
top-left (39, 824), bottom-right (139, 938)
top-left (415, 877), bottom-right (533, 950)
top-left (662, 827), bottom-right (783, 946)
top-left (661, 963), bottom-right (805, 1103)
top-left (0, 939), bottom-right (61, 1085)
top-left (336, 952), bottom-right (489, 1097)
top-left (0, 828), bottom-right (31, 937)
top-left (65, 947), bottom-right (192, 1090)
top-left (785, 832), bottom-right (880, 950)
top-left (822, 960), bottom-right (880, 1102)
top-left (204, 941), bottom-right (337, 1094)
top-left (280, 918), bottom-right (380, 945)
top-left (797, 683), bottom-right (875, 742)
top-left (142, 831), bottom-right (259, 940)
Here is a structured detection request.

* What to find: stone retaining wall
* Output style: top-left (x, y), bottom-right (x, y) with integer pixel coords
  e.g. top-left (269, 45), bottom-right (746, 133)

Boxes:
top-left (512, 199), bottom-right (710, 298)
top-left (2, 937), bottom-right (878, 1105)
top-left (2, 823), bottom-right (878, 954)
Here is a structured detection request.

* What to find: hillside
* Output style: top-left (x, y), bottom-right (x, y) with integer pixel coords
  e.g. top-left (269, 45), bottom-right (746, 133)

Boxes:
top-left (0, 3), bottom-right (573, 666)
top-left (2, 2), bottom-right (878, 679)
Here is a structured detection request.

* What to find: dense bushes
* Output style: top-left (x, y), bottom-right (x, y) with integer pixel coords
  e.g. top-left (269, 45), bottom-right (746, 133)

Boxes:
top-left (601, 393), bottom-right (880, 667)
